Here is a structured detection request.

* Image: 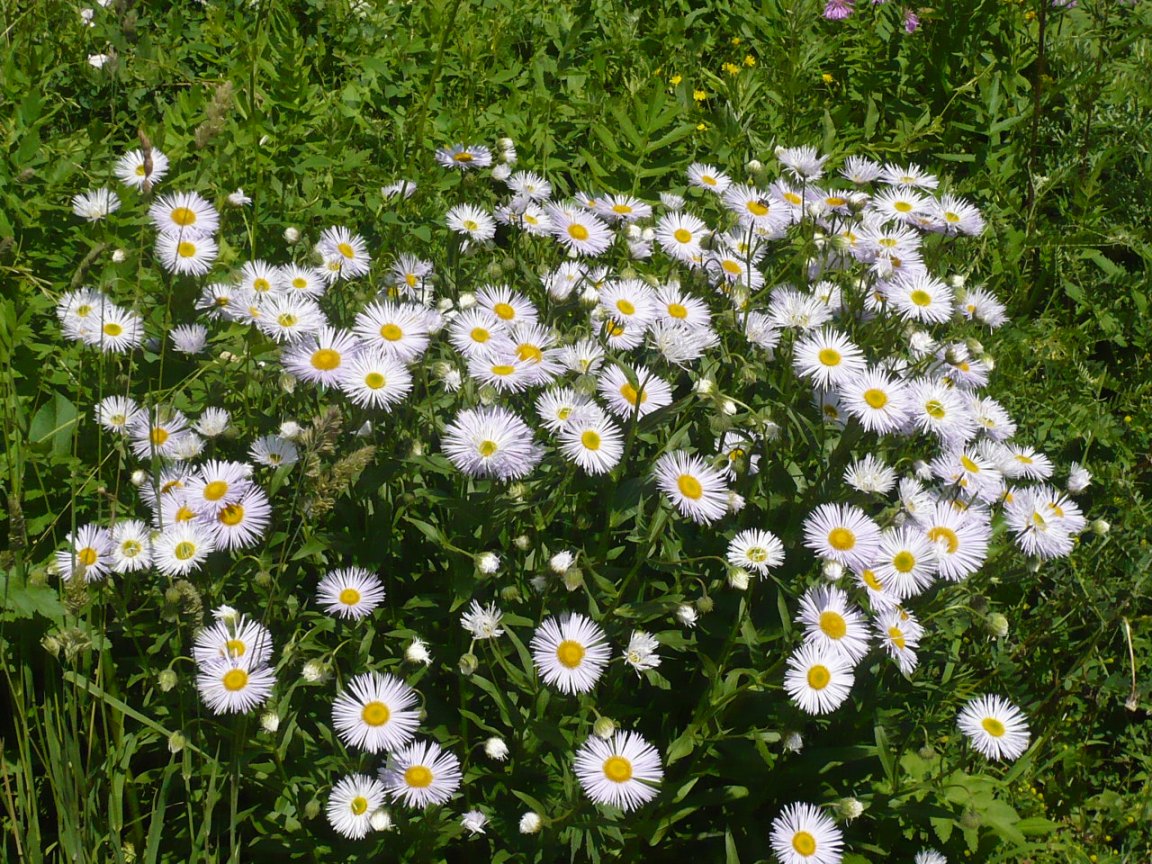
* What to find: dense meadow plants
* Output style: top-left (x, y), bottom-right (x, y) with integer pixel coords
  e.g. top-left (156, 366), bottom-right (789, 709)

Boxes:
top-left (2, 1), bottom-right (1152, 863)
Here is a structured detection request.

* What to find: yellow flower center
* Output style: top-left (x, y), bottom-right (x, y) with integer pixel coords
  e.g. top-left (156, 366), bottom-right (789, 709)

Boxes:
top-left (364, 372), bottom-right (386, 389)
top-left (311, 348), bottom-right (341, 370)
top-left (292, 277), bottom-right (308, 290)
top-left (135, 165), bottom-right (146, 176)
top-left (806, 666), bottom-right (830, 691)
top-left (379, 323), bottom-right (403, 341)
top-left (225, 639), bottom-right (246, 657)
top-left (453, 152), bottom-right (474, 162)
top-left (612, 203), bottom-right (633, 215)
top-left (174, 541), bottom-right (196, 560)
top-left (490, 364), bottom-right (515, 376)
top-left (175, 505), bottom-right (196, 523)
top-left (819, 611), bottom-right (847, 640)
top-left (222, 669), bottom-right (248, 691)
top-left (478, 440), bottom-right (498, 457)
top-left (78, 547), bottom-right (98, 566)
top-left (818, 348), bottom-right (841, 367)
top-left (960, 455), bottom-right (981, 473)
top-left (404, 765), bottom-right (433, 788)
top-left (746, 200), bottom-right (769, 217)
top-left (792, 831), bottom-right (817, 856)
top-left (894, 200), bottom-right (913, 213)
top-left (927, 526), bottom-right (959, 554)
top-left (616, 299), bottom-right (636, 316)
top-left (673, 228), bottom-right (692, 244)
top-left (581, 430), bottom-right (601, 451)
top-left (568, 223), bottom-right (590, 241)
top-left (982, 717), bottom-right (1006, 737)
top-left (827, 527), bottom-right (855, 551)
top-left (556, 639), bottom-right (585, 668)
top-left (861, 569), bottom-right (883, 591)
top-left (103, 322), bottom-right (123, 337)
top-left (337, 242), bottom-right (355, 259)
top-left (888, 626), bottom-right (906, 650)
top-left (516, 343), bottom-right (543, 363)
top-left (863, 388), bottom-right (889, 409)
top-left (277, 313), bottom-right (298, 328)
top-left (747, 546), bottom-right (767, 563)
top-left (619, 383), bottom-right (646, 405)
top-left (826, 196), bottom-right (846, 207)
top-left (677, 474), bottom-right (703, 500)
top-left (462, 219), bottom-right (479, 231)
top-left (925, 399), bottom-right (946, 419)
top-left (253, 278), bottom-right (271, 292)
top-left (176, 241), bottom-right (197, 258)
top-left (361, 701), bottom-right (391, 727)
top-left (602, 756), bottom-right (633, 783)
top-left (910, 289), bottom-right (932, 307)
top-left (151, 427), bottom-right (169, 446)
top-left (892, 550), bottom-right (916, 573)
top-left (121, 540), bottom-right (141, 557)
top-left (339, 587), bottom-right (361, 606)
top-left (470, 327), bottom-right (491, 343)
top-left (218, 504), bottom-right (245, 526)
top-left (350, 796), bottom-right (368, 815)
top-left (170, 207), bottom-right (196, 226)
top-left (493, 302), bottom-right (515, 320)
top-left (203, 480), bottom-right (229, 501)
top-left (701, 174), bottom-right (716, 186)
top-left (784, 192), bottom-right (802, 205)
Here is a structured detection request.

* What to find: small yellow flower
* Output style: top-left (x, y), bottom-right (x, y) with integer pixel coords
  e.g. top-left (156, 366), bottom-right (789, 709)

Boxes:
top-left (670, 74), bottom-right (682, 86)
top-left (723, 62), bottom-right (740, 76)
top-left (743, 54), bottom-right (756, 67)
top-left (693, 89), bottom-right (707, 102)
top-left (696, 122), bottom-right (708, 131)
top-left (821, 73), bottom-right (835, 84)
top-left (1024, 9), bottom-right (1036, 20)
top-left (731, 36), bottom-right (742, 45)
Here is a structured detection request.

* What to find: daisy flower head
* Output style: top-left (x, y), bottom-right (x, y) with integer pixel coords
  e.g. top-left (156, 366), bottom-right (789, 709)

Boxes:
top-left (72, 188), bottom-right (121, 222)
top-left (476, 284), bottom-right (538, 327)
top-left (249, 434), bottom-right (298, 468)
top-left (797, 586), bottom-right (871, 665)
top-left (1004, 486), bottom-right (1079, 559)
top-left (446, 203), bottom-right (497, 243)
top-left (559, 411), bottom-right (624, 475)
top-left (387, 254), bottom-right (434, 299)
top-left (599, 279), bottom-right (658, 328)
top-left (723, 183), bottom-right (790, 233)
top-left (840, 155), bottom-right (882, 185)
top-left (915, 851), bottom-right (948, 864)
top-left (874, 526), bottom-right (938, 600)
top-left (880, 162), bottom-right (939, 190)
top-left (594, 193), bottom-right (652, 223)
top-left (530, 613), bottom-right (612, 694)
top-left (549, 205), bottom-right (613, 257)
top-left (843, 454), bottom-right (897, 495)
top-left (128, 406), bottom-right (190, 460)
top-left (957, 285), bottom-right (1008, 328)
top-left (726, 529), bottom-right (785, 576)
top-left (776, 145), bottom-right (828, 182)
top-left (887, 273), bottom-right (955, 324)
top-left (460, 600), bottom-right (505, 640)
top-left (598, 364), bottom-right (672, 419)
top-left (380, 739), bottom-right (463, 808)
top-left (920, 502), bottom-right (990, 581)
top-left (574, 731), bottom-right (664, 811)
top-left (338, 349), bottom-right (414, 410)
top-left (155, 231), bottom-right (218, 276)
top-left (957, 695), bottom-right (1031, 761)
top-left (255, 293), bottom-right (323, 343)
top-left (110, 519), bottom-right (152, 574)
top-left (934, 194), bottom-right (985, 236)
top-left (170, 323), bottom-right (208, 355)
top-left (332, 672), bottom-right (420, 753)
top-left (873, 607), bottom-right (922, 675)
top-left (381, 178), bottom-right (418, 199)
top-left (467, 349), bottom-right (538, 394)
top-left (560, 337), bottom-right (605, 375)
top-left (929, 448), bottom-right (1003, 504)
top-left (316, 567), bottom-right (386, 620)
top-left (792, 328), bottom-right (867, 389)
top-left (207, 486), bottom-right (272, 551)
top-left (279, 263), bottom-right (327, 298)
top-left (653, 451), bottom-right (729, 525)
top-left (239, 259), bottom-right (283, 296)
top-left (784, 642), bottom-right (854, 715)
top-left (149, 191), bottom-right (219, 236)
top-left (114, 147), bottom-right (169, 189)
top-left (535, 387), bottom-right (595, 432)
top-left (153, 522), bottom-right (216, 576)
top-left (317, 226), bottom-right (371, 282)
top-left (195, 656), bottom-right (275, 715)
top-left (507, 170), bottom-right (552, 201)
top-left (770, 802), bottom-right (845, 864)
top-left (192, 614), bottom-right (274, 667)
top-left (327, 774), bottom-right (387, 840)
top-left (802, 503), bottom-right (881, 572)
top-left (623, 631), bottom-right (661, 673)
top-left (54, 524), bottom-right (114, 582)
top-left (655, 283), bottom-right (712, 329)
top-left (435, 143), bottom-right (493, 170)
top-left (96, 394), bottom-right (141, 434)
top-left (908, 378), bottom-right (976, 445)
top-left (282, 326), bottom-right (362, 388)
top-left (185, 459), bottom-right (253, 513)
top-left (838, 368), bottom-right (910, 435)
top-left (655, 211), bottom-right (708, 263)
top-left (440, 406), bottom-right (541, 481)
top-left (687, 162), bottom-right (731, 194)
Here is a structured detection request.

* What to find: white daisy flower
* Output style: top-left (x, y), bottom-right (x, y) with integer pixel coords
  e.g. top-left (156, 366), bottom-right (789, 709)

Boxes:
top-left (53, 524), bottom-right (114, 582)
top-left (460, 600), bottom-right (505, 640)
top-left (654, 211), bottom-right (708, 263)
top-left (316, 567), bottom-right (386, 620)
top-left (622, 631), bottom-right (661, 674)
top-left (559, 411), bottom-right (624, 475)
top-left (530, 613), bottom-right (611, 694)
top-left (839, 368), bottom-right (910, 435)
top-left (792, 328), bottom-right (867, 389)
top-left (110, 519), bottom-right (152, 574)
top-left (95, 395), bottom-right (141, 434)
top-left (686, 162), bottom-right (731, 194)
top-left (874, 607), bottom-right (922, 675)
top-left (843, 455), bottom-right (897, 495)
top-left (249, 434), bottom-right (298, 468)
top-left (195, 656), bottom-right (275, 715)
top-left (440, 406), bottom-right (541, 481)
top-left (573, 731), bottom-right (663, 811)
top-left (115, 147), bottom-right (169, 189)
top-left (353, 300), bottom-right (431, 363)
top-left (957, 695), bottom-right (1031, 761)
top-left (72, 188), bottom-right (121, 221)
top-left (206, 487), bottom-right (272, 551)
top-left (770, 801), bottom-right (845, 864)
top-left (801, 503), bottom-right (882, 573)
top-left (379, 739), bottom-right (463, 808)
top-left (282, 326), bottom-right (362, 388)
top-left (316, 226), bottom-right (371, 281)
top-left (549, 206), bottom-right (613, 257)
top-left (154, 232), bottom-right (218, 276)
top-left (338, 349), bottom-right (414, 410)
top-left (598, 365), bottom-right (672, 419)
top-left (153, 522), bottom-right (216, 576)
top-left (797, 586), bottom-right (871, 665)
top-left (332, 672), bottom-right (421, 754)
top-left (149, 191), bottom-right (219, 236)
top-left (920, 503), bottom-right (990, 581)
top-left (726, 529), bottom-right (785, 576)
top-left (446, 203), bottom-right (497, 243)
top-left (653, 451), bottom-right (729, 525)
top-left (784, 642), bottom-right (854, 716)
top-left (327, 774), bottom-right (387, 840)
top-left (192, 615), bottom-right (274, 667)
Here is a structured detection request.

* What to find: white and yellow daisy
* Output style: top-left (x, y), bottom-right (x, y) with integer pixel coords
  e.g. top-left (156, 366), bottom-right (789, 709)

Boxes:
top-left (316, 567), bottom-right (386, 620)
top-left (655, 211), bottom-right (708, 263)
top-left (549, 206), bottom-right (613, 257)
top-left (154, 232), bottom-right (218, 276)
top-left (797, 586), bottom-right (871, 665)
top-left (435, 143), bottom-right (493, 169)
top-left (249, 434), bottom-right (298, 468)
top-left (153, 522), bottom-right (216, 576)
top-left (279, 263), bottom-right (326, 297)
top-left (207, 487), bottom-right (272, 551)
top-left (72, 188), bottom-right (121, 221)
top-left (338, 349), bottom-right (414, 410)
top-left (353, 300), bottom-right (430, 363)
top-left (957, 695), bottom-right (1031, 761)
top-left (282, 326), bottom-right (362, 388)
top-left (873, 607), bottom-right (922, 675)
top-left (448, 308), bottom-right (508, 359)
top-left (460, 600), bottom-right (505, 640)
top-left (839, 369), bottom-right (910, 435)
top-left (379, 739), bottom-right (463, 807)
top-left (128, 407), bottom-right (190, 460)
top-left (110, 519), bottom-right (152, 574)
top-left (784, 642), bottom-right (854, 716)
top-left (770, 802), bottom-right (845, 864)
top-left (574, 731), bottom-right (663, 811)
top-left (726, 528), bottom-right (785, 576)
top-left (792, 328), bottom-right (866, 389)
top-left (316, 225), bottom-right (371, 281)
top-left (54, 524), bottom-right (114, 582)
top-left (446, 203), bottom-right (497, 243)
top-left (332, 672), bottom-right (421, 754)
top-left (888, 273), bottom-right (954, 324)
top-left (192, 614), bottom-right (274, 667)
top-left (185, 460), bottom-right (253, 513)
top-left (115, 147), bottom-right (169, 189)
top-left (476, 284), bottom-right (538, 326)
top-left (873, 526), bottom-right (938, 600)
top-left (686, 162), bottom-right (731, 194)
top-left (653, 451), bottom-right (729, 525)
top-left (440, 406), bottom-right (541, 481)
top-left (530, 613), bottom-right (612, 694)
top-left (559, 411), bottom-right (624, 475)
top-left (327, 774), bottom-right (387, 840)
top-left (801, 503), bottom-right (882, 572)
top-left (149, 191), bottom-right (219, 235)
top-left (920, 502), bottom-right (990, 581)
top-left (535, 387), bottom-right (595, 432)
top-left (599, 279), bottom-right (658, 329)
top-left (195, 656), bottom-right (275, 715)
top-left (598, 365), bottom-right (672, 419)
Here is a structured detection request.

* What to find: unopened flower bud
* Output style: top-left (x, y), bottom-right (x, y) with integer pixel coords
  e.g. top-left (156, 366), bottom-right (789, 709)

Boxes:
top-left (167, 731), bottom-right (186, 754)
top-left (593, 716), bottom-right (617, 739)
top-left (836, 797), bottom-right (864, 821)
top-left (783, 731), bottom-right (804, 753)
top-left (369, 808), bottom-right (394, 832)
top-left (499, 585), bottom-right (522, 603)
top-left (822, 560), bottom-right (844, 581)
top-left (260, 711), bottom-right (280, 733)
top-left (458, 292), bottom-right (477, 309)
top-left (695, 595), bottom-right (714, 614)
top-left (519, 811), bottom-right (542, 834)
top-left (484, 736), bottom-right (509, 760)
top-left (746, 159), bottom-right (763, 173)
top-left (676, 604), bottom-right (699, 627)
top-left (111, 249), bottom-right (127, 263)
top-left (513, 534), bottom-right (531, 550)
top-left (304, 799), bottom-right (321, 820)
top-left (562, 568), bottom-right (584, 592)
top-left (476, 552), bottom-right (500, 574)
top-left (301, 659), bottom-right (328, 683)
top-left (284, 226), bottom-right (300, 243)
top-left (158, 669), bottom-right (178, 692)
top-left (1091, 519), bottom-right (1110, 535)
top-left (986, 612), bottom-right (1009, 639)
top-left (959, 807), bottom-right (981, 830)
top-left (727, 567), bottom-right (751, 590)
top-left (130, 470), bottom-right (148, 487)
top-left (458, 652), bottom-right (479, 676)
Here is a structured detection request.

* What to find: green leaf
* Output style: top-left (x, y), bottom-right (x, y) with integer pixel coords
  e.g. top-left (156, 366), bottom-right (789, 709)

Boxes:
top-left (28, 391), bottom-right (78, 456)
